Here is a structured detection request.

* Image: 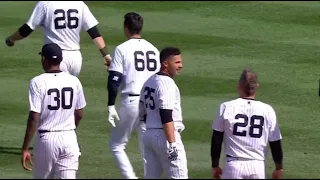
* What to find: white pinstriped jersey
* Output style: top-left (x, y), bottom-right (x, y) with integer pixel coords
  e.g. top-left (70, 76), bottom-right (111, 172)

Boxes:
top-left (109, 39), bottom-right (160, 95)
top-left (29, 72), bottom-right (86, 131)
top-left (140, 74), bottom-right (185, 131)
top-left (26, 1), bottom-right (98, 50)
top-left (212, 98), bottom-right (282, 161)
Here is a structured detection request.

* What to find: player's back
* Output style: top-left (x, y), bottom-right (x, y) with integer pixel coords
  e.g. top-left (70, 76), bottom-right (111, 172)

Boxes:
top-left (37, 1), bottom-right (95, 50)
top-left (118, 38), bottom-right (160, 95)
top-left (142, 73), bottom-right (184, 131)
top-left (32, 72), bottom-right (83, 131)
top-left (221, 98), bottom-right (278, 160)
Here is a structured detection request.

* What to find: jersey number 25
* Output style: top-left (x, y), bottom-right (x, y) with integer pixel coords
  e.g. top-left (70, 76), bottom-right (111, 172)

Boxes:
top-left (47, 87), bottom-right (74, 110)
top-left (54, 9), bottom-right (79, 29)
top-left (134, 51), bottom-right (157, 72)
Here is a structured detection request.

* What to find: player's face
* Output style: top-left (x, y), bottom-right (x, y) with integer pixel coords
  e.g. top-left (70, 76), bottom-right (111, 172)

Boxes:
top-left (168, 55), bottom-right (183, 77)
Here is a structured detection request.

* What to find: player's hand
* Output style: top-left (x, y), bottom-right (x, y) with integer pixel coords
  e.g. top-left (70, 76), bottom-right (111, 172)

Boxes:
top-left (108, 105), bottom-right (120, 127)
top-left (212, 167), bottom-right (222, 179)
top-left (272, 169), bottom-right (283, 179)
top-left (104, 54), bottom-right (112, 71)
top-left (168, 142), bottom-right (178, 161)
top-left (5, 37), bottom-right (14, 47)
top-left (21, 149), bottom-right (33, 171)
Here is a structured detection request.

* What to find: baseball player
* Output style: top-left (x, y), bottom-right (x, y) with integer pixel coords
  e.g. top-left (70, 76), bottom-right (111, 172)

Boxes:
top-left (107, 12), bottom-right (160, 179)
top-left (139, 47), bottom-right (188, 179)
top-left (21, 43), bottom-right (86, 179)
top-left (211, 68), bottom-right (283, 179)
top-left (5, 1), bottom-right (112, 77)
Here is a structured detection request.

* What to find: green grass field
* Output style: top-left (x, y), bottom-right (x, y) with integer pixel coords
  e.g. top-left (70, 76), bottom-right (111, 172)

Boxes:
top-left (0, 1), bottom-right (320, 179)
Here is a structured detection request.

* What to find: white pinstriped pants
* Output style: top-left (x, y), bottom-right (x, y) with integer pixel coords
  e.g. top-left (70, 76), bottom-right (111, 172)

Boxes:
top-left (59, 50), bottom-right (82, 77)
top-left (222, 156), bottom-right (266, 179)
top-left (143, 129), bottom-right (188, 179)
top-left (109, 95), bottom-right (146, 179)
top-left (33, 130), bottom-right (80, 179)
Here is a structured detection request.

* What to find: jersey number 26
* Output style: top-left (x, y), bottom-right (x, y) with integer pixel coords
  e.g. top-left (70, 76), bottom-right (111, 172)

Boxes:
top-left (47, 87), bottom-right (74, 110)
top-left (233, 114), bottom-right (264, 138)
top-left (54, 9), bottom-right (79, 29)
top-left (134, 51), bottom-right (157, 72)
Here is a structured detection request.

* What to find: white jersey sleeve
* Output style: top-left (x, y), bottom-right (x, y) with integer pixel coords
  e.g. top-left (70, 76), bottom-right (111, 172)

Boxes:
top-left (75, 80), bottom-right (87, 110)
top-left (29, 79), bottom-right (43, 113)
top-left (157, 79), bottom-right (175, 110)
top-left (109, 47), bottom-right (124, 74)
top-left (26, 1), bottom-right (46, 30)
top-left (81, 2), bottom-right (99, 31)
top-left (212, 103), bottom-right (226, 132)
top-left (268, 107), bottom-right (282, 142)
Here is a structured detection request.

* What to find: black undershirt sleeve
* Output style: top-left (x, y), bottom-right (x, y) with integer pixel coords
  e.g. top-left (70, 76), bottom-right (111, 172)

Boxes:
top-left (87, 26), bottom-right (101, 39)
top-left (107, 71), bottom-right (122, 106)
top-left (18, 24), bottom-right (33, 38)
top-left (211, 130), bottom-right (224, 168)
top-left (269, 140), bottom-right (283, 169)
top-left (159, 109), bottom-right (173, 124)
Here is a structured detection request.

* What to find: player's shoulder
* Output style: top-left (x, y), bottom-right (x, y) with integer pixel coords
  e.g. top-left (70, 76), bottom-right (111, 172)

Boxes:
top-left (141, 39), bottom-right (159, 52)
top-left (156, 73), bottom-right (176, 87)
top-left (255, 100), bottom-right (275, 113)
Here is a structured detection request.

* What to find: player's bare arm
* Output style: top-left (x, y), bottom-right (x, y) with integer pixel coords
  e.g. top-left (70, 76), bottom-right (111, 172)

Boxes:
top-left (160, 109), bottom-right (178, 161)
top-left (86, 26), bottom-right (112, 70)
top-left (75, 109), bottom-right (84, 128)
top-left (5, 24), bottom-right (33, 47)
top-left (21, 111), bottom-right (40, 171)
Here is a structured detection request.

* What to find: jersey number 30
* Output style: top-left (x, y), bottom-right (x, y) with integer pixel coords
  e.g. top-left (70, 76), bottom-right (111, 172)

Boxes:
top-left (47, 87), bottom-right (74, 110)
top-left (54, 9), bottom-right (79, 29)
top-left (134, 51), bottom-right (157, 71)
top-left (233, 114), bottom-right (264, 138)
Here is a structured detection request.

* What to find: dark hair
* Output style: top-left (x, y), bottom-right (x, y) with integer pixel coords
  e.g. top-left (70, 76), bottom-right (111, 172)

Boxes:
top-left (160, 47), bottom-right (181, 63)
top-left (239, 68), bottom-right (258, 96)
top-left (124, 12), bottom-right (143, 35)
top-left (47, 59), bottom-right (62, 66)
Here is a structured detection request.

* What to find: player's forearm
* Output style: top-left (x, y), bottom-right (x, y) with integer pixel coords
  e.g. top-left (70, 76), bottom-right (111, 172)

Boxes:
top-left (9, 24), bottom-right (33, 41)
top-left (160, 109), bottom-right (175, 143)
top-left (93, 37), bottom-right (107, 51)
top-left (269, 140), bottom-right (283, 170)
top-left (75, 109), bottom-right (83, 128)
top-left (163, 122), bottom-right (176, 143)
top-left (87, 26), bottom-right (109, 57)
top-left (211, 130), bottom-right (224, 168)
top-left (22, 112), bottom-right (38, 150)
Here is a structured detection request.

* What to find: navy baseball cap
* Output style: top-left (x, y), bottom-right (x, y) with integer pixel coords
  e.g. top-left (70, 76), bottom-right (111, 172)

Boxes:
top-left (39, 43), bottom-right (63, 61)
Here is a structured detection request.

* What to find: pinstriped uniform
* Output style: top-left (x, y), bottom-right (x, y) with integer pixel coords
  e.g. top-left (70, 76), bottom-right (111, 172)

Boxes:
top-left (108, 38), bottom-right (160, 179)
top-left (139, 74), bottom-right (188, 179)
top-left (26, 1), bottom-right (99, 76)
top-left (212, 98), bottom-right (282, 179)
top-left (29, 71), bottom-right (86, 179)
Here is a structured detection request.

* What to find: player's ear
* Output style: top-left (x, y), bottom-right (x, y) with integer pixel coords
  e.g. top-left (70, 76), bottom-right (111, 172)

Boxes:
top-left (256, 83), bottom-right (259, 88)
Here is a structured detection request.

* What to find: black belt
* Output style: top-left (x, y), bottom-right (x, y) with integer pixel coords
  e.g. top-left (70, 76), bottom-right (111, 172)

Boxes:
top-left (38, 129), bottom-right (73, 133)
top-left (129, 94), bottom-right (140, 97)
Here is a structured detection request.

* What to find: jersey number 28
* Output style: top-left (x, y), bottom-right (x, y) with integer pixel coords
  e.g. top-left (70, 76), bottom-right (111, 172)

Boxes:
top-left (54, 9), bottom-right (79, 29)
top-left (134, 51), bottom-right (157, 71)
top-left (233, 114), bottom-right (264, 138)
top-left (47, 87), bottom-right (74, 110)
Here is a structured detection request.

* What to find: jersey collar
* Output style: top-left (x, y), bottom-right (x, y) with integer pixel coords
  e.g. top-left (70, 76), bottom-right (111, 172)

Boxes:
top-left (157, 71), bottom-right (171, 78)
top-left (241, 97), bottom-right (255, 100)
top-left (45, 70), bottom-right (62, 73)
